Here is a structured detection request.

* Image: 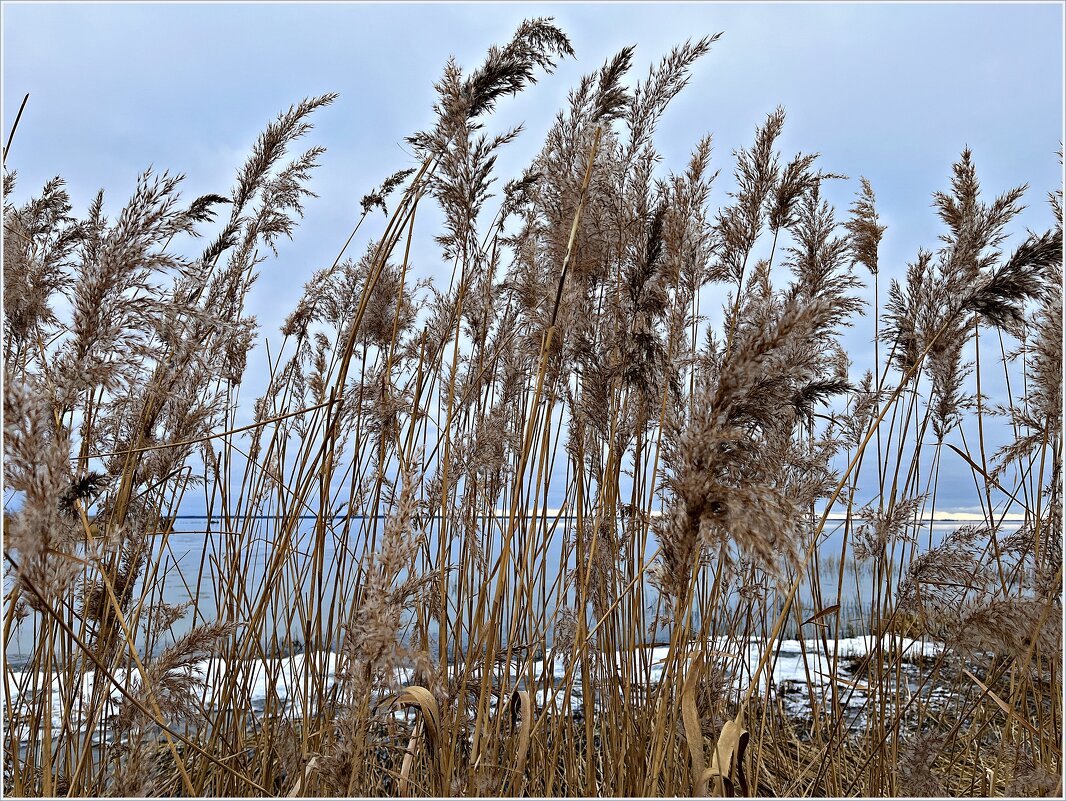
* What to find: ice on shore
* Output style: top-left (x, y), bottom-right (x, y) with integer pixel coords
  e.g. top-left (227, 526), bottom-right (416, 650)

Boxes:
top-left (4, 634), bottom-right (944, 744)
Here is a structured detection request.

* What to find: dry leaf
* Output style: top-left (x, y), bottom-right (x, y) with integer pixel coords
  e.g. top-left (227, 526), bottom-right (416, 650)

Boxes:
top-left (701, 709), bottom-right (750, 797)
top-left (682, 653), bottom-right (708, 794)
top-left (389, 685), bottom-right (442, 795)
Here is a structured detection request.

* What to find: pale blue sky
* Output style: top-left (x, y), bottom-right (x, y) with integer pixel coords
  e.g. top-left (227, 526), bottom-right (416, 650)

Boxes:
top-left (3, 2), bottom-right (1063, 512)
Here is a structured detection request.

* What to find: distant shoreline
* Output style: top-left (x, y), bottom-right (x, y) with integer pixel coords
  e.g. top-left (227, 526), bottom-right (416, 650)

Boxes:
top-left (168, 510), bottom-right (1028, 522)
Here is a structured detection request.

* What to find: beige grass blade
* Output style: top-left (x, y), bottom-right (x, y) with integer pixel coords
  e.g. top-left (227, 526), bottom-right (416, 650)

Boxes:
top-left (390, 685), bottom-right (442, 794)
top-left (398, 719), bottom-right (424, 796)
top-left (681, 653), bottom-right (708, 795)
top-left (961, 667), bottom-right (1040, 736)
top-left (802, 605), bottom-right (840, 626)
top-left (287, 755), bottom-right (318, 798)
top-left (701, 710), bottom-right (750, 797)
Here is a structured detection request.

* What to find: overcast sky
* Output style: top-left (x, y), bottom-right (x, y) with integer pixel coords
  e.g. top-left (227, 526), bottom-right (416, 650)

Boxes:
top-left (3, 2), bottom-right (1063, 513)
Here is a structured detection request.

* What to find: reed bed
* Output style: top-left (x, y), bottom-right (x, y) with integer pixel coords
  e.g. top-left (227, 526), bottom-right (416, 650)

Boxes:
top-left (3, 19), bottom-right (1061, 798)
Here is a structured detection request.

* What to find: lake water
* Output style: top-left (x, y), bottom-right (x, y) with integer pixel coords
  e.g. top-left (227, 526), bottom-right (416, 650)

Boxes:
top-left (4, 515), bottom-right (1017, 745)
top-left (5, 516), bottom-right (1012, 667)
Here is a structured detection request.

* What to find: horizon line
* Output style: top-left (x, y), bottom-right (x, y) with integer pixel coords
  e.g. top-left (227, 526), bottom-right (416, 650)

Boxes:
top-left (169, 509), bottom-right (1028, 522)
